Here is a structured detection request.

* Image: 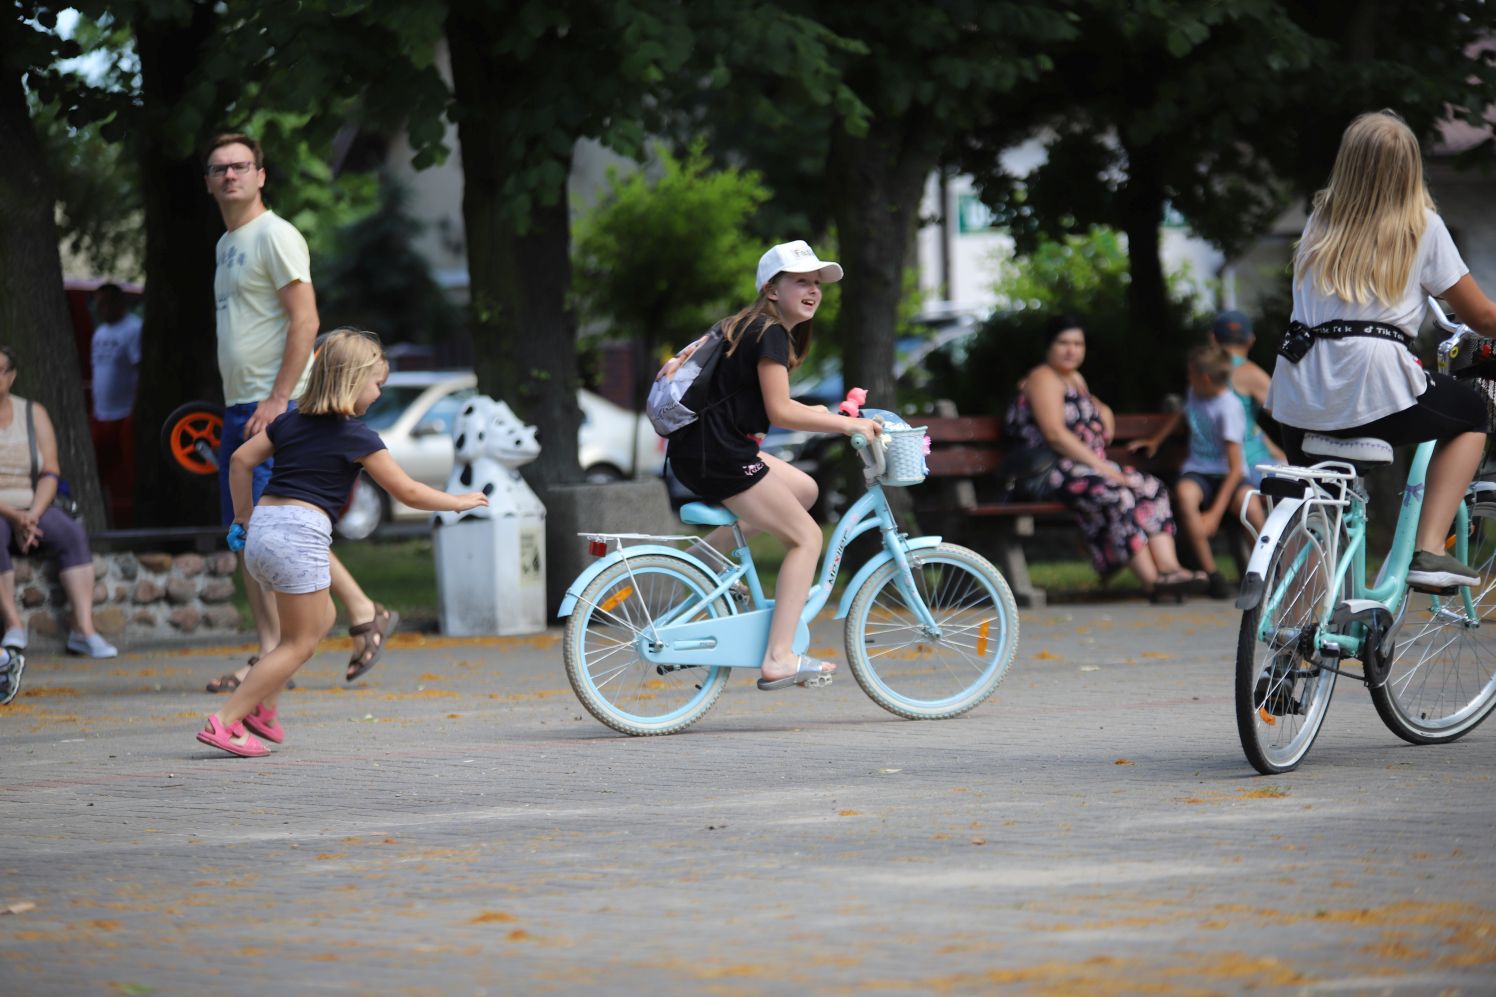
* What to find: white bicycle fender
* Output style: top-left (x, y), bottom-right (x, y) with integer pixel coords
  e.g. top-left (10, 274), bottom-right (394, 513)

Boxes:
top-left (1235, 496), bottom-right (1306, 611)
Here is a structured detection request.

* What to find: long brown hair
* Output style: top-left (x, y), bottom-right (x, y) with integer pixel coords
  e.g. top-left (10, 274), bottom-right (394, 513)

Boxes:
top-left (721, 274), bottom-right (812, 370)
top-left (1294, 110), bottom-right (1436, 307)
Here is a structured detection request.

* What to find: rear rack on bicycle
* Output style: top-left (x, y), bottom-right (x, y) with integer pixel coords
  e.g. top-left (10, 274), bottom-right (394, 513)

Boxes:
top-left (1239, 460), bottom-right (1359, 538)
top-left (577, 532), bottom-right (738, 573)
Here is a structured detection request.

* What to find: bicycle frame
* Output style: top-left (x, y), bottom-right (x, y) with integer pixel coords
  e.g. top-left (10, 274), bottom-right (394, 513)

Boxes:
top-left (564, 479), bottom-right (944, 671)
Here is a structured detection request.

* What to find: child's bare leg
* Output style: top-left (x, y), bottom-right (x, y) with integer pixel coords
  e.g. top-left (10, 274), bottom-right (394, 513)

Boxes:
top-left (722, 469), bottom-right (828, 681)
top-left (1174, 479), bottom-right (1216, 573)
top-left (216, 588), bottom-right (336, 728)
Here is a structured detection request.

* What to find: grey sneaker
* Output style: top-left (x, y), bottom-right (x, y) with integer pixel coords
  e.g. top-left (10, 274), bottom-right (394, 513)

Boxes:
top-left (1407, 550), bottom-right (1479, 591)
top-left (0, 649), bottom-right (25, 706)
top-left (66, 631), bottom-right (118, 658)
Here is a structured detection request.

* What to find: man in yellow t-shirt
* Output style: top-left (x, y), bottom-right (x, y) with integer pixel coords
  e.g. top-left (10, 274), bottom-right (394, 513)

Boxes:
top-left (204, 133), bottom-right (396, 694)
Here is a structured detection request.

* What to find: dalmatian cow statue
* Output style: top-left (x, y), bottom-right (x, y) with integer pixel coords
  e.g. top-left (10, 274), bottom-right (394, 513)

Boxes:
top-left (434, 396), bottom-right (544, 526)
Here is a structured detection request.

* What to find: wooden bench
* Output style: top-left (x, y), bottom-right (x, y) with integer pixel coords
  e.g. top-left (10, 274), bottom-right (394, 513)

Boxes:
top-left (916, 412), bottom-right (1190, 607)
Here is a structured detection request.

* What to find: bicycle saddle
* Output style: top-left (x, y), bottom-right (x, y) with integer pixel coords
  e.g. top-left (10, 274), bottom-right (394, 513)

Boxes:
top-left (678, 502), bottom-right (738, 526)
top-left (1301, 433), bottom-right (1393, 468)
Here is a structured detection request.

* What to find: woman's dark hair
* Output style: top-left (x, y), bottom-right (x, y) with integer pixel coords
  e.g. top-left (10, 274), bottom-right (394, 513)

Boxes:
top-left (1043, 314), bottom-right (1084, 347)
top-left (0, 347), bottom-right (17, 374)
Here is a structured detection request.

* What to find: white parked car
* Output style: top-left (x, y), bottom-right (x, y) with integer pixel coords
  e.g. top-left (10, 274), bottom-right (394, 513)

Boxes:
top-left (338, 370), bottom-right (666, 533)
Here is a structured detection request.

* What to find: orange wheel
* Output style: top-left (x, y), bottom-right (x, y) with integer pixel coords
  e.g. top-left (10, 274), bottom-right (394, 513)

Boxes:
top-left (160, 402), bottom-right (224, 477)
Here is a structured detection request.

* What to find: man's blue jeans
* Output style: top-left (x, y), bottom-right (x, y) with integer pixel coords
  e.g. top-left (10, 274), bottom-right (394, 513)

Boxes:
top-left (218, 401), bottom-right (289, 525)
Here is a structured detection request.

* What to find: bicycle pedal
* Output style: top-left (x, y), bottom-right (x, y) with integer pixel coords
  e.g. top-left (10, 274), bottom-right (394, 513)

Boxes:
top-left (805, 674), bottom-right (833, 688)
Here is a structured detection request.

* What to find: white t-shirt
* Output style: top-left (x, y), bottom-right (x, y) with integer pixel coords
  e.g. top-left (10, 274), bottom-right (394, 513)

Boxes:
top-left (214, 210), bottom-right (314, 406)
top-left (90, 312), bottom-right (142, 421)
top-left (1266, 210), bottom-right (1469, 430)
top-left (1181, 387), bottom-right (1255, 482)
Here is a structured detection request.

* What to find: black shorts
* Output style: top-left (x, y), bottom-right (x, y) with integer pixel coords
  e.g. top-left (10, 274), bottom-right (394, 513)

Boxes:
top-left (666, 446), bottom-right (769, 504)
top-left (1282, 372), bottom-right (1487, 463)
top-left (1177, 472), bottom-right (1227, 509)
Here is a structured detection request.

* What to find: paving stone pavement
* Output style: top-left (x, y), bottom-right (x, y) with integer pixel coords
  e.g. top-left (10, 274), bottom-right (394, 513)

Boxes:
top-left (3, 601), bottom-right (1495, 995)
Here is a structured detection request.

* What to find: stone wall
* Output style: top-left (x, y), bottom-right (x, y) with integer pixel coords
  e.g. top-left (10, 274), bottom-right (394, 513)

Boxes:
top-left (16, 551), bottom-right (244, 651)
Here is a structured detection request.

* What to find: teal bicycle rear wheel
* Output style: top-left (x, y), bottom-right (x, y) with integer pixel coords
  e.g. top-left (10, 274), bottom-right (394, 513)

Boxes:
top-left (1373, 501), bottom-right (1496, 744)
top-left (563, 554), bottom-right (732, 736)
top-left (844, 543), bottom-right (1018, 720)
top-left (1235, 509), bottom-right (1341, 774)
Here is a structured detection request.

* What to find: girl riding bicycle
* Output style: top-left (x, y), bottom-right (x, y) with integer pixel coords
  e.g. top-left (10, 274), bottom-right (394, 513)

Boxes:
top-left (1266, 110), bottom-right (1496, 592)
top-left (666, 241), bottom-right (881, 690)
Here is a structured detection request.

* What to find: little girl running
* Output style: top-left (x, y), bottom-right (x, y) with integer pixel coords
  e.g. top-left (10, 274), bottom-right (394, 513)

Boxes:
top-left (195, 328), bottom-right (487, 757)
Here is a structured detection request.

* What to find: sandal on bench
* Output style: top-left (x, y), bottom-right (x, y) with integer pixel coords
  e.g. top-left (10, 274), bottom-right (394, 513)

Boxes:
top-left (347, 604), bottom-right (400, 682)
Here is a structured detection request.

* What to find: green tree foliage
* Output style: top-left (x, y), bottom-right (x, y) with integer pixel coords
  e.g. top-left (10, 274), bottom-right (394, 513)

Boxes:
top-left (960, 0), bottom-right (1496, 351)
top-left (441, 0), bottom-right (862, 488)
top-left (790, 1), bottom-right (1077, 413)
top-left (946, 228), bottom-right (1208, 416)
top-left (316, 179), bottom-right (456, 344)
top-left (572, 143), bottom-right (770, 384)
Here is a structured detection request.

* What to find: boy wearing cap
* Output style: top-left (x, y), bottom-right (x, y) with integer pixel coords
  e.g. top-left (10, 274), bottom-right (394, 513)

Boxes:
top-left (665, 241), bottom-right (882, 690)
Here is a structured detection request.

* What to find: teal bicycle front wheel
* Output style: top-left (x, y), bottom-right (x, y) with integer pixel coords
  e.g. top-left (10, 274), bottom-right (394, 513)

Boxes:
top-left (844, 543), bottom-right (1018, 720)
top-left (1235, 509), bottom-right (1340, 774)
top-left (1373, 501), bottom-right (1496, 744)
top-left (563, 554), bottom-right (732, 736)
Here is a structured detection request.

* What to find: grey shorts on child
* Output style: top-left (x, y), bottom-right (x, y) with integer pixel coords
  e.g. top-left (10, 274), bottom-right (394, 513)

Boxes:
top-left (244, 504), bottom-right (332, 594)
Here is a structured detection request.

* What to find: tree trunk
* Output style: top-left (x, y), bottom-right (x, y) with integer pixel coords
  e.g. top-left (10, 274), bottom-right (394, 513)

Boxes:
top-left (825, 121), bottom-right (935, 410)
top-left (447, 12), bottom-right (582, 490)
top-left (824, 118), bottom-right (936, 526)
top-left (0, 65), bottom-right (106, 527)
top-left (1120, 142), bottom-right (1170, 409)
top-left (132, 5), bottom-right (227, 527)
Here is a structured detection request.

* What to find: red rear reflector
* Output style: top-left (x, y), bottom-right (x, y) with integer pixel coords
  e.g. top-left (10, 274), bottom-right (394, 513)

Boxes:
top-left (589, 540), bottom-right (608, 557)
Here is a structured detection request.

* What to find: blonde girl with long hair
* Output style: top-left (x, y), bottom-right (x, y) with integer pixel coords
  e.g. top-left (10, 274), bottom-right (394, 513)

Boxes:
top-left (1266, 110), bottom-right (1496, 591)
top-left (195, 329), bottom-right (487, 757)
top-left (665, 241), bottom-right (882, 690)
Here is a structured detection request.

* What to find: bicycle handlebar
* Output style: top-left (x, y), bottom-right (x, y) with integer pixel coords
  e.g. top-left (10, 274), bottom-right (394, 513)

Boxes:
top-left (850, 431), bottom-right (884, 481)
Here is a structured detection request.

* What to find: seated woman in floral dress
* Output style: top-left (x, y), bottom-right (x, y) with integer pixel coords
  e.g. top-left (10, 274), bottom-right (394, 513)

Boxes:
top-left (1005, 317), bottom-right (1203, 601)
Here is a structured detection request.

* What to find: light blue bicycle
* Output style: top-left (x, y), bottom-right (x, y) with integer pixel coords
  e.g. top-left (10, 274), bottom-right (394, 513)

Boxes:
top-left (1235, 300), bottom-right (1496, 773)
top-left (558, 411), bottom-right (1019, 735)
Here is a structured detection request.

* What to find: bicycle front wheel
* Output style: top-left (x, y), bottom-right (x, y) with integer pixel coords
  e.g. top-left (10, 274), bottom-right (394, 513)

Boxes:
top-left (1373, 501), bottom-right (1496, 744)
top-left (563, 554), bottom-right (732, 736)
top-left (1236, 509), bottom-right (1340, 774)
top-left (845, 543), bottom-right (1018, 720)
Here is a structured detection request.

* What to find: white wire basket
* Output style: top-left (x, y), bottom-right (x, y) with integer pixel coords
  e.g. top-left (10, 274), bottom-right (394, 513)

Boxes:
top-left (878, 426), bottom-right (930, 486)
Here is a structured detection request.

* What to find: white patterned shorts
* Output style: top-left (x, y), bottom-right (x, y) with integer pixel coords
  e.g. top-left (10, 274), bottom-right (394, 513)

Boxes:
top-left (244, 505), bottom-right (332, 594)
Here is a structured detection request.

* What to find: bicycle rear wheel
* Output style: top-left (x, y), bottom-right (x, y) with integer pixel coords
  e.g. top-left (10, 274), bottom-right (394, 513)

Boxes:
top-left (1236, 509), bottom-right (1340, 774)
top-left (845, 543), bottom-right (1018, 720)
top-left (563, 554), bottom-right (732, 736)
top-left (1373, 501), bottom-right (1496, 744)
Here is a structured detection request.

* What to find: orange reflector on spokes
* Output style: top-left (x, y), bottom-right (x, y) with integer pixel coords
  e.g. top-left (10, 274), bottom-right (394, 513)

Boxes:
top-left (599, 586), bottom-right (633, 612)
top-left (977, 620), bottom-right (990, 657)
top-left (1258, 707), bottom-right (1277, 726)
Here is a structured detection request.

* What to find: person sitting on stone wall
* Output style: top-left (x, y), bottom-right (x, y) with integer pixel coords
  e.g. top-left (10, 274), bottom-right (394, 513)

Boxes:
top-left (0, 346), bottom-right (117, 658)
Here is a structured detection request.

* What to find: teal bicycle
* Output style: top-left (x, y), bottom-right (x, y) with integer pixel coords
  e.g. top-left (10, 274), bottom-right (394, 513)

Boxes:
top-left (1235, 299), bottom-right (1496, 773)
top-left (558, 411), bottom-right (1019, 736)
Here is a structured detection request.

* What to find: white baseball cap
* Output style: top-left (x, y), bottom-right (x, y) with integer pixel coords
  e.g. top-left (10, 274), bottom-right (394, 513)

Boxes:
top-left (756, 240), bottom-right (844, 292)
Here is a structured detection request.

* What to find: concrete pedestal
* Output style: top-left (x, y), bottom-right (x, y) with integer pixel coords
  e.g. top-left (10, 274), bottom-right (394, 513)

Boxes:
top-left (433, 514), bottom-right (547, 636)
top-left (541, 479), bottom-right (680, 618)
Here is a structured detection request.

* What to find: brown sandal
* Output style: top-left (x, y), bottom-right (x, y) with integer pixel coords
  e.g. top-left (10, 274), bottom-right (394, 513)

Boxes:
top-left (347, 605), bottom-right (400, 682)
top-left (205, 655), bottom-right (296, 693)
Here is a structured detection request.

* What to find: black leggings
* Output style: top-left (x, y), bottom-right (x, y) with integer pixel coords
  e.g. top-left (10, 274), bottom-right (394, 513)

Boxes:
top-left (1281, 373), bottom-right (1487, 463)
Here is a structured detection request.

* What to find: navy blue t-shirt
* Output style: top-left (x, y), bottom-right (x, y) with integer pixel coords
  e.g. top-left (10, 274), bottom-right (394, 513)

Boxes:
top-left (262, 411), bottom-right (387, 520)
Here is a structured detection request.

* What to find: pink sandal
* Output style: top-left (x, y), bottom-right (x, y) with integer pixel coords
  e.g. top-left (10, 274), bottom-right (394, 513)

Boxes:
top-left (242, 704), bottom-right (284, 744)
top-left (196, 714), bottom-right (270, 758)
